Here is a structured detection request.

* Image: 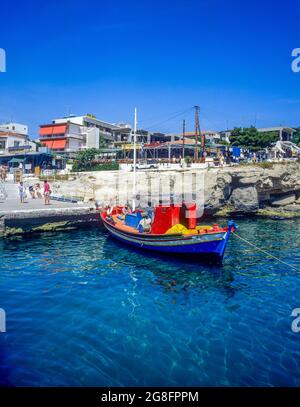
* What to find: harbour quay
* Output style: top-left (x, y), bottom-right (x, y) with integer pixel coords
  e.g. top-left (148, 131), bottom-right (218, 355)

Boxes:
top-left (0, 180), bottom-right (101, 237)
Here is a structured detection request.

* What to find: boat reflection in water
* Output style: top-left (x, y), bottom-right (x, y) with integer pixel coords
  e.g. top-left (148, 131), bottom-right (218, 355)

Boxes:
top-left (101, 234), bottom-right (236, 302)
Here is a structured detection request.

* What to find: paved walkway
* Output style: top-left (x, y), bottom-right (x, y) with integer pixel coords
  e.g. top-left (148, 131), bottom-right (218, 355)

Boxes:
top-left (0, 180), bottom-right (91, 213)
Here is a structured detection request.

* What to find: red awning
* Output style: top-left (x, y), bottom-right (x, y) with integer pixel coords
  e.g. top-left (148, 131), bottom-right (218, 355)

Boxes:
top-left (52, 139), bottom-right (66, 149)
top-left (40, 140), bottom-right (54, 148)
top-left (39, 125), bottom-right (67, 136)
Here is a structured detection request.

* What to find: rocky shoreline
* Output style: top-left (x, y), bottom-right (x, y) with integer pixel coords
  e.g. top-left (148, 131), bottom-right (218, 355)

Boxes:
top-left (1, 162), bottom-right (299, 237)
top-left (204, 162), bottom-right (300, 219)
top-left (49, 161), bottom-right (300, 220)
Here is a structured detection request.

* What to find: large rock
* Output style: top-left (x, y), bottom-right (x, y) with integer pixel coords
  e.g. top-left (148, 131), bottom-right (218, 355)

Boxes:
top-left (282, 204), bottom-right (300, 212)
top-left (234, 170), bottom-right (262, 186)
top-left (204, 172), bottom-right (232, 214)
top-left (231, 186), bottom-right (259, 213)
top-left (271, 193), bottom-right (296, 207)
top-left (256, 176), bottom-right (274, 191)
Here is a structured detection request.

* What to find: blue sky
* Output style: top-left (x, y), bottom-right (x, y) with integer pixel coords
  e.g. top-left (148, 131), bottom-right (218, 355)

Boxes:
top-left (0, 0), bottom-right (300, 137)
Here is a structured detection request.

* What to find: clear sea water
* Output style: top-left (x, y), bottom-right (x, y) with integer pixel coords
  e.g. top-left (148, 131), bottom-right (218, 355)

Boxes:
top-left (0, 218), bottom-right (300, 387)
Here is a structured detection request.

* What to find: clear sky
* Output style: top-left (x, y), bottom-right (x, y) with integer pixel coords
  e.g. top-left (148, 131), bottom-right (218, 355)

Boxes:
top-left (1, 0), bottom-right (300, 137)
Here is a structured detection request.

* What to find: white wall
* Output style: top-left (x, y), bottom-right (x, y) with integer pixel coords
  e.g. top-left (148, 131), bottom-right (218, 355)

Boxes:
top-left (5, 134), bottom-right (27, 148)
top-left (67, 137), bottom-right (82, 151)
top-left (85, 127), bottom-right (100, 149)
top-left (68, 123), bottom-right (83, 136)
top-left (0, 123), bottom-right (28, 135)
top-left (54, 117), bottom-right (84, 125)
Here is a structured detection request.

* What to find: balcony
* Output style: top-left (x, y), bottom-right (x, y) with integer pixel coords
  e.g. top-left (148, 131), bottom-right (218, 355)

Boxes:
top-left (40, 133), bottom-right (84, 141)
top-left (8, 145), bottom-right (32, 152)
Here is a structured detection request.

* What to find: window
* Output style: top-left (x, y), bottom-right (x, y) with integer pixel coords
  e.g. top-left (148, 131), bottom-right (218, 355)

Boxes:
top-left (0, 140), bottom-right (5, 149)
top-left (14, 141), bottom-right (20, 147)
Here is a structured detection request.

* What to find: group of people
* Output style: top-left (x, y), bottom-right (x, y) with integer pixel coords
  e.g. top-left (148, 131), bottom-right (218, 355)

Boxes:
top-left (18, 180), bottom-right (51, 205)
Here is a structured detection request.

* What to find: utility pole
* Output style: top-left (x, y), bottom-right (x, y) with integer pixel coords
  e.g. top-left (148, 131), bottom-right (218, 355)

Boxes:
top-left (194, 105), bottom-right (200, 161)
top-left (182, 119), bottom-right (185, 160)
top-left (200, 112), bottom-right (205, 160)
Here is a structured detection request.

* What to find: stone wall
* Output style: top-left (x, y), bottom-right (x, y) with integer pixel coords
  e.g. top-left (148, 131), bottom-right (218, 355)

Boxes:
top-left (1, 207), bottom-right (101, 237)
top-left (51, 162), bottom-right (300, 217)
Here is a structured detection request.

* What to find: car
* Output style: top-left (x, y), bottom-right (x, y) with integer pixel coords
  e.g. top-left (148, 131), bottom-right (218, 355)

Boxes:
top-left (132, 160), bottom-right (158, 170)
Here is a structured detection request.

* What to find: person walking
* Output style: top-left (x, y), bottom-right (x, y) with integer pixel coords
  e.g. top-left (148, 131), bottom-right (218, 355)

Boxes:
top-left (43, 180), bottom-right (51, 205)
top-left (18, 181), bottom-right (26, 204)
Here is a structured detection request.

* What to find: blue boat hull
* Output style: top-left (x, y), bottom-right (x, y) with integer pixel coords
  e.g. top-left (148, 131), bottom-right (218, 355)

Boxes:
top-left (102, 216), bottom-right (235, 263)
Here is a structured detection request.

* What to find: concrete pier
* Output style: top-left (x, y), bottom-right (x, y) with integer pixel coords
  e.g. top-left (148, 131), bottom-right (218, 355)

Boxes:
top-left (0, 181), bottom-right (102, 236)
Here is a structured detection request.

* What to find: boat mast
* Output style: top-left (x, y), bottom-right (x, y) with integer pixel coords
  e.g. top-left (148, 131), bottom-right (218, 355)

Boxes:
top-left (132, 107), bottom-right (137, 211)
top-left (194, 105), bottom-right (200, 161)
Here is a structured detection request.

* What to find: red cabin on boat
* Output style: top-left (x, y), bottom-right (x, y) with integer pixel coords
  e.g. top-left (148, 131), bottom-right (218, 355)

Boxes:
top-left (151, 202), bottom-right (197, 234)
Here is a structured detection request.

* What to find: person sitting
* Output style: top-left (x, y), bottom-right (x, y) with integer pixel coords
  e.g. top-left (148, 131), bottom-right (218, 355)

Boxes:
top-left (116, 205), bottom-right (127, 221)
top-left (106, 205), bottom-right (113, 215)
top-left (34, 183), bottom-right (42, 199)
top-left (138, 216), bottom-right (152, 233)
top-left (122, 205), bottom-right (128, 215)
top-left (29, 185), bottom-right (35, 199)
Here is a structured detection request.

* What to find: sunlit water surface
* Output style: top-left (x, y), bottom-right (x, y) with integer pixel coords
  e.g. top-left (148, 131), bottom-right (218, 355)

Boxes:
top-left (0, 218), bottom-right (300, 386)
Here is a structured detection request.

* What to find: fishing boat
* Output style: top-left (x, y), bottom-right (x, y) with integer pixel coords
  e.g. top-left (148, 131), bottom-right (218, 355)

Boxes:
top-left (100, 203), bottom-right (235, 263)
top-left (100, 108), bottom-right (235, 263)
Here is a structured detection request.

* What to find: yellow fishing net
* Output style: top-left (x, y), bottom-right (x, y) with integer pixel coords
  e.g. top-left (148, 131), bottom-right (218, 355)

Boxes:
top-left (165, 224), bottom-right (213, 235)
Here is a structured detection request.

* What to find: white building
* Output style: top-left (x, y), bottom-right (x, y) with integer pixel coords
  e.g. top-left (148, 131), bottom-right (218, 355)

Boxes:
top-left (53, 114), bottom-right (131, 146)
top-left (81, 127), bottom-right (100, 149)
top-left (0, 122), bottom-right (36, 154)
top-left (0, 122), bottom-right (28, 135)
top-left (219, 126), bottom-right (296, 143)
top-left (256, 127), bottom-right (295, 142)
top-left (39, 121), bottom-right (96, 152)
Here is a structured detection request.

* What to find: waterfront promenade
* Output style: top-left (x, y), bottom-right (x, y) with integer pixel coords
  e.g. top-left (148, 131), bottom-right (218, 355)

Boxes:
top-left (0, 180), bottom-right (89, 214)
top-left (0, 180), bottom-right (99, 236)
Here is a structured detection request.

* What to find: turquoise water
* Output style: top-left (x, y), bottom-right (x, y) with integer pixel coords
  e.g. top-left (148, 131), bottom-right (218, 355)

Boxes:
top-left (0, 218), bottom-right (300, 387)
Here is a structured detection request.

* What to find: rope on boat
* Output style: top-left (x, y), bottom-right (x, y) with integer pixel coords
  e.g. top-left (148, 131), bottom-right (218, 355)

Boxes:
top-left (232, 232), bottom-right (300, 273)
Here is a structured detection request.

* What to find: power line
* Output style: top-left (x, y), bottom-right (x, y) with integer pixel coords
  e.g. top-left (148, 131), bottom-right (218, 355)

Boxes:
top-left (144, 107), bottom-right (194, 131)
top-left (138, 106), bottom-right (193, 127)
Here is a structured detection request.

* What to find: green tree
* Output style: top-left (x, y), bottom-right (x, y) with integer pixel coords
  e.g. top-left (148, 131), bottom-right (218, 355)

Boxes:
top-left (99, 133), bottom-right (106, 149)
top-left (292, 127), bottom-right (300, 145)
top-left (229, 127), bottom-right (243, 146)
top-left (72, 148), bottom-right (100, 171)
top-left (229, 126), bottom-right (278, 150)
top-left (241, 126), bottom-right (259, 148)
top-left (256, 131), bottom-right (278, 148)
